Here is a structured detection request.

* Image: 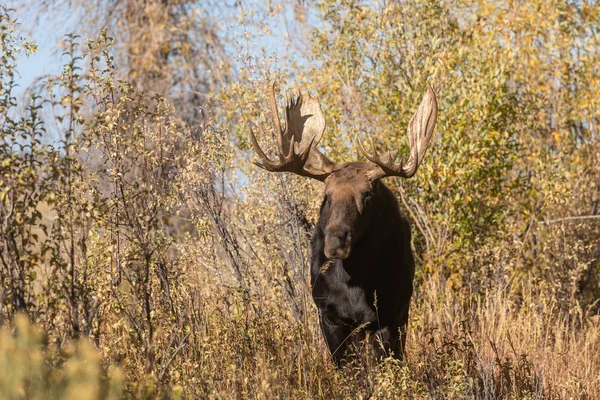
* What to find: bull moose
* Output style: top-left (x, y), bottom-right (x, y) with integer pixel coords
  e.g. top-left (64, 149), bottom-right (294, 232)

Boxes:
top-left (249, 82), bottom-right (438, 366)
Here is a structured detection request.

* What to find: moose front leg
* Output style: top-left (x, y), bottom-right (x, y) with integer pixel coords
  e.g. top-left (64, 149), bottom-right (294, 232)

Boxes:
top-left (318, 312), bottom-right (357, 367)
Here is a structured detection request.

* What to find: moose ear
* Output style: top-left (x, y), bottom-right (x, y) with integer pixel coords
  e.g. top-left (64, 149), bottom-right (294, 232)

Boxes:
top-left (305, 147), bottom-right (336, 176)
top-left (365, 164), bottom-right (386, 182)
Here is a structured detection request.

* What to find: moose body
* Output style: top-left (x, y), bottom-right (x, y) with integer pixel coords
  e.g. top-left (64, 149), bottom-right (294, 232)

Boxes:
top-left (250, 82), bottom-right (437, 365)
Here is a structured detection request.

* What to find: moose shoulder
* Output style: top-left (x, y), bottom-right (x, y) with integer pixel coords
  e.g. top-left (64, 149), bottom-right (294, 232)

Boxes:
top-left (249, 83), bottom-right (438, 366)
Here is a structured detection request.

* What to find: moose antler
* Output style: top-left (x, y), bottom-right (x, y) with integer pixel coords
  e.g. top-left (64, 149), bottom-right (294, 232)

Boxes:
top-left (249, 82), bottom-right (336, 181)
top-left (359, 85), bottom-right (438, 180)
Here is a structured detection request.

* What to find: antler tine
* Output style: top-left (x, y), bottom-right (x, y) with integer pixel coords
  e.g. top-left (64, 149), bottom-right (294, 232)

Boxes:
top-left (369, 136), bottom-right (377, 157)
top-left (358, 134), bottom-right (403, 175)
top-left (357, 136), bottom-right (371, 159)
top-left (403, 83), bottom-right (438, 177)
top-left (416, 87), bottom-right (438, 161)
top-left (402, 117), bottom-right (419, 177)
top-left (387, 149), bottom-right (399, 165)
top-left (357, 134), bottom-right (377, 161)
top-left (268, 82), bottom-right (286, 156)
top-left (296, 89), bottom-right (303, 107)
top-left (249, 125), bottom-right (275, 170)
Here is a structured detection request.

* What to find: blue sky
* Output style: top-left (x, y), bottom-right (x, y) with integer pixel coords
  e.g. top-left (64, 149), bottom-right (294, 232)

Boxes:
top-left (15, 41), bottom-right (60, 95)
top-left (10, 2), bottom-right (76, 96)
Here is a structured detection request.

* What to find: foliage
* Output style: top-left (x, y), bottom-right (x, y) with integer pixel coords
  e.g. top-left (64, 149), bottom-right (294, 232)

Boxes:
top-left (0, 314), bottom-right (124, 400)
top-left (305, 0), bottom-right (598, 292)
top-left (1, 1), bottom-right (599, 398)
top-left (1, 6), bottom-right (60, 321)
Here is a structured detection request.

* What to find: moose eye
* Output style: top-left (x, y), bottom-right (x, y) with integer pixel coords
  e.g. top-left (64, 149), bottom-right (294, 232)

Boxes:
top-left (362, 192), bottom-right (375, 208)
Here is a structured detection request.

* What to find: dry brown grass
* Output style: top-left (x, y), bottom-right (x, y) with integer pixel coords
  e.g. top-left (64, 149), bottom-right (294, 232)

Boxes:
top-left (3, 273), bottom-right (599, 398)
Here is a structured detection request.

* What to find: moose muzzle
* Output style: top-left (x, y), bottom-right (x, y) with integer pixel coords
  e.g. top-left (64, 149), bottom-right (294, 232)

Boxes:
top-left (324, 229), bottom-right (351, 260)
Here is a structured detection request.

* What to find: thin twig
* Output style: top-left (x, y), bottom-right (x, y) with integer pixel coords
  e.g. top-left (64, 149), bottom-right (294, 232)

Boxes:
top-left (158, 331), bottom-right (192, 382)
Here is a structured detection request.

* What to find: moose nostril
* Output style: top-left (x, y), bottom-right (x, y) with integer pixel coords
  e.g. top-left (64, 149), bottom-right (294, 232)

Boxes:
top-left (324, 228), bottom-right (352, 259)
top-left (327, 228), bottom-right (348, 243)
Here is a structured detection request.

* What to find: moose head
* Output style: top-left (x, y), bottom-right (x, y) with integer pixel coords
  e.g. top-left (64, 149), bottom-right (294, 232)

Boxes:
top-left (250, 82), bottom-right (438, 261)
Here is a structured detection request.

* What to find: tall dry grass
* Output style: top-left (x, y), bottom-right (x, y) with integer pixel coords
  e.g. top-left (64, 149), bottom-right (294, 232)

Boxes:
top-left (3, 274), bottom-right (598, 398)
top-left (160, 263), bottom-right (599, 398)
